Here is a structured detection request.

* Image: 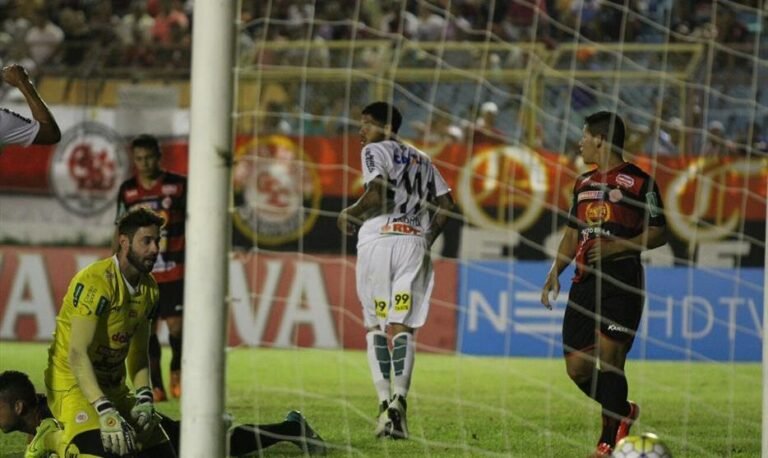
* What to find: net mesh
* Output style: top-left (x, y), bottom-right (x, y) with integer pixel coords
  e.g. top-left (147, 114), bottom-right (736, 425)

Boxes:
top-left (232, 1), bottom-right (766, 456)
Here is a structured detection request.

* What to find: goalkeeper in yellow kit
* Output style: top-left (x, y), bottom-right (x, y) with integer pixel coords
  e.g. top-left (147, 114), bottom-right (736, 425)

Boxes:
top-left (44, 207), bottom-right (175, 457)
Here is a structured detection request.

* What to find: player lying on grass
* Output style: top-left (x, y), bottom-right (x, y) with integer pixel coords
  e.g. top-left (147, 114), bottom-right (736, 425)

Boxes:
top-left (0, 370), bottom-right (327, 457)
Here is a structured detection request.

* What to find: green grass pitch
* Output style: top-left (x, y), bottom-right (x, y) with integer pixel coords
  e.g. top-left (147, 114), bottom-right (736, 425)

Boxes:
top-left (0, 342), bottom-right (760, 457)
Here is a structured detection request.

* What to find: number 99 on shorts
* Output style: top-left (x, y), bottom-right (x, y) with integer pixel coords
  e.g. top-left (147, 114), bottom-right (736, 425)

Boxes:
top-left (394, 292), bottom-right (411, 312)
top-left (374, 299), bottom-right (388, 318)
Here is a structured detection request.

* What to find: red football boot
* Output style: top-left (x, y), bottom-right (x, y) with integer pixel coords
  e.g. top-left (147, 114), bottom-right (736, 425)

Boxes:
top-left (615, 401), bottom-right (640, 445)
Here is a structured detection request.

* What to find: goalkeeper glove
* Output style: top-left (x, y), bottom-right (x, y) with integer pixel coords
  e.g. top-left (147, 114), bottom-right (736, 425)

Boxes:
top-left (93, 397), bottom-right (136, 456)
top-left (130, 386), bottom-right (159, 433)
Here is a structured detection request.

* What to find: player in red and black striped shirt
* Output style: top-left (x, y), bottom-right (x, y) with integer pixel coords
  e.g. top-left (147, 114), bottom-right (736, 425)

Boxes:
top-left (117, 134), bottom-right (187, 402)
top-left (540, 111), bottom-right (668, 458)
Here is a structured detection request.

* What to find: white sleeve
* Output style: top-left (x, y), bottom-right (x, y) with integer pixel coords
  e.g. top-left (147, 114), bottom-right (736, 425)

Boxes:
top-left (361, 144), bottom-right (389, 185)
top-left (432, 163), bottom-right (451, 196)
top-left (0, 108), bottom-right (41, 147)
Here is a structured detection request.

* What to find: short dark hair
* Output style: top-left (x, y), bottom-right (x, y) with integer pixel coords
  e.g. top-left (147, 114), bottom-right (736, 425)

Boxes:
top-left (585, 111), bottom-right (625, 154)
top-left (116, 207), bottom-right (165, 241)
top-left (0, 370), bottom-right (36, 406)
top-left (362, 102), bottom-right (402, 134)
top-left (131, 134), bottom-right (161, 156)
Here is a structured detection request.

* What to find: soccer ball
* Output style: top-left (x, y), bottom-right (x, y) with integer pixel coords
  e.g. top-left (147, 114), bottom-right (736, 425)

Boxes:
top-left (612, 433), bottom-right (672, 458)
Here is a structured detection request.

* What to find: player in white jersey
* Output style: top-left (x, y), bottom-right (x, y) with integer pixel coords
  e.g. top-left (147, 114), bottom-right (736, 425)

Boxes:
top-left (1, 64), bottom-right (60, 147)
top-left (337, 102), bottom-right (454, 440)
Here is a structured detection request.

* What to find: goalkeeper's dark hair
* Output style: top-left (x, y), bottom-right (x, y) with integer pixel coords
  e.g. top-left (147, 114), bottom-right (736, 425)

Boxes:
top-left (116, 207), bottom-right (165, 242)
top-left (131, 134), bottom-right (161, 157)
top-left (0, 370), bottom-right (36, 406)
top-left (585, 111), bottom-right (626, 156)
top-left (362, 102), bottom-right (403, 134)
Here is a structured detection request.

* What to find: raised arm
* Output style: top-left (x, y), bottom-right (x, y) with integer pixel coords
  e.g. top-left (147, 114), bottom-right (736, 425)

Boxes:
top-left (1, 64), bottom-right (61, 145)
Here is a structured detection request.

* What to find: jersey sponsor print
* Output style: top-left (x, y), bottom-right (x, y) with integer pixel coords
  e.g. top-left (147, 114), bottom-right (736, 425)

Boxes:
top-left (357, 140), bottom-right (451, 247)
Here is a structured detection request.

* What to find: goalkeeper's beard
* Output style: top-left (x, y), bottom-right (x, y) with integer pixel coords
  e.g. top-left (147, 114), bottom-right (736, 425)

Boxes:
top-left (127, 245), bottom-right (157, 274)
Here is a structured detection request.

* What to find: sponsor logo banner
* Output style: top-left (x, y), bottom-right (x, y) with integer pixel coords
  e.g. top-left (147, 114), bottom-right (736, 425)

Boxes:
top-left (232, 136), bottom-right (322, 246)
top-left (50, 122), bottom-right (129, 216)
top-left (458, 261), bottom-right (763, 361)
top-left (0, 137), bottom-right (765, 266)
top-left (0, 247), bottom-right (457, 352)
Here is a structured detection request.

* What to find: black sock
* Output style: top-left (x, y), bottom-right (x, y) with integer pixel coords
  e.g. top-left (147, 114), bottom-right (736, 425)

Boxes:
top-left (596, 371), bottom-right (630, 446)
top-left (148, 333), bottom-right (164, 389)
top-left (577, 377), bottom-right (598, 399)
top-left (228, 422), bottom-right (302, 455)
top-left (169, 334), bottom-right (182, 372)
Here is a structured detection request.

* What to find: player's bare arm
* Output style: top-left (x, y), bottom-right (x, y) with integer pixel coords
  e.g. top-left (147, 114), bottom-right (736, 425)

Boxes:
top-left (337, 178), bottom-right (386, 235)
top-left (1, 64), bottom-right (61, 145)
top-left (425, 192), bottom-right (454, 248)
top-left (541, 226), bottom-right (579, 309)
top-left (585, 225), bottom-right (667, 264)
top-left (68, 316), bottom-right (106, 403)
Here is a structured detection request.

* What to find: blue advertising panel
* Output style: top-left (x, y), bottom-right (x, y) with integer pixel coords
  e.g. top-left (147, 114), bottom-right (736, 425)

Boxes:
top-left (457, 261), bottom-right (764, 361)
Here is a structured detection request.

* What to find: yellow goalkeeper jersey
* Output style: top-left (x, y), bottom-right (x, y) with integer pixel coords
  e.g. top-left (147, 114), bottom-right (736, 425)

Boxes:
top-left (45, 256), bottom-right (159, 391)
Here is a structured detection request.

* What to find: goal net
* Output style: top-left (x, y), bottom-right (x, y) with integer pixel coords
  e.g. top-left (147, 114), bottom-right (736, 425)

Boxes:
top-left (227, 1), bottom-right (766, 456)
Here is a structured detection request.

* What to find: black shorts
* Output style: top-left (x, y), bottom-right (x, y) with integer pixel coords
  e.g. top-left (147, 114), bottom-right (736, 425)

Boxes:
top-left (562, 257), bottom-right (644, 355)
top-left (157, 280), bottom-right (184, 318)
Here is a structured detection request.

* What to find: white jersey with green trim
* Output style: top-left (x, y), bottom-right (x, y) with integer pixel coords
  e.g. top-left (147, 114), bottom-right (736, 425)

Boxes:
top-left (357, 140), bottom-right (450, 248)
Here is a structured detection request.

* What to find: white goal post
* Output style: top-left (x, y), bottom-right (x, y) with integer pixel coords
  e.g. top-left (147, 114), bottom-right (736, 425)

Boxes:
top-left (179, 0), bottom-right (237, 457)
top-left (763, 183), bottom-right (768, 458)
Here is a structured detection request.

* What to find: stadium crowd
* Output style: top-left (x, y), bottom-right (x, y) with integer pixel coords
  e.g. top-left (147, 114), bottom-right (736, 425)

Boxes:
top-left (0, 0), bottom-right (765, 156)
top-left (2, 0), bottom-right (763, 72)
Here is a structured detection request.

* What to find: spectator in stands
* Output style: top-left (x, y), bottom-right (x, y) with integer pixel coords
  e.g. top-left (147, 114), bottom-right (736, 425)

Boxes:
top-left (743, 122), bottom-right (768, 155)
top-left (166, 17), bottom-right (191, 69)
top-left (569, 0), bottom-right (602, 40)
top-left (262, 101), bottom-right (293, 135)
top-left (599, 0), bottom-right (642, 42)
top-left (415, 2), bottom-right (447, 41)
top-left (646, 117), bottom-right (681, 156)
top-left (117, 1), bottom-right (155, 50)
top-left (441, 3), bottom-right (474, 41)
top-left (502, 0), bottom-right (548, 42)
top-left (700, 120), bottom-right (732, 156)
top-left (2, 2), bottom-right (31, 44)
top-left (119, 1), bottom-right (156, 67)
top-left (151, 0), bottom-right (189, 45)
top-left (469, 101), bottom-right (508, 144)
top-left (327, 98), bottom-right (360, 135)
top-left (58, 8), bottom-right (91, 67)
top-left (24, 10), bottom-right (64, 68)
top-left (286, 0), bottom-right (316, 26)
top-left (448, 0), bottom-right (486, 39)
top-left (1, 40), bottom-right (37, 76)
top-left (379, 0), bottom-right (419, 39)
top-left (624, 122), bottom-right (652, 156)
top-left (411, 110), bottom-right (464, 144)
top-left (302, 98), bottom-right (331, 135)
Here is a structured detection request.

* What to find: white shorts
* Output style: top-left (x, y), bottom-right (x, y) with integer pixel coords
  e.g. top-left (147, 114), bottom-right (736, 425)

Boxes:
top-left (356, 236), bottom-right (434, 330)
